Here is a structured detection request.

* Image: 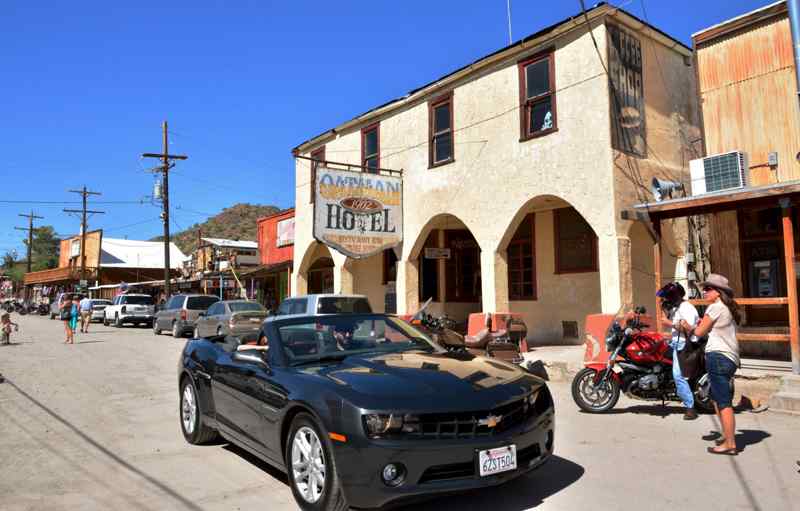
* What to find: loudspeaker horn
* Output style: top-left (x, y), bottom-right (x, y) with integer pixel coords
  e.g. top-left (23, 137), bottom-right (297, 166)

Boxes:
top-left (651, 177), bottom-right (685, 202)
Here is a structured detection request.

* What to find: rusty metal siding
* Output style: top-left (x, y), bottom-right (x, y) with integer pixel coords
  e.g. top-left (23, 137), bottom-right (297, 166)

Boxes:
top-left (696, 13), bottom-right (800, 184)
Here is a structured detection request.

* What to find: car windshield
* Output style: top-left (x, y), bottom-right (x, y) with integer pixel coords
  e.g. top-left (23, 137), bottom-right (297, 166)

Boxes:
top-left (316, 297), bottom-right (372, 314)
top-left (229, 302), bottom-right (265, 313)
top-left (122, 296), bottom-right (153, 305)
top-left (277, 315), bottom-right (439, 365)
top-left (187, 296), bottom-right (219, 310)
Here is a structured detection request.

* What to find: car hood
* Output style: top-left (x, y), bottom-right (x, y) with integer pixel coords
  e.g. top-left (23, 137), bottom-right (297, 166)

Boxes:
top-left (299, 351), bottom-right (542, 411)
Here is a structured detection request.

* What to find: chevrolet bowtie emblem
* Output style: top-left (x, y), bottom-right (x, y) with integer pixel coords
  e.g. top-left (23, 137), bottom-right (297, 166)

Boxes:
top-left (479, 415), bottom-right (503, 428)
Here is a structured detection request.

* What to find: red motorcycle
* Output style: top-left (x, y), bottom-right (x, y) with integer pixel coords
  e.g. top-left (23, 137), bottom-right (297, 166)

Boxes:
top-left (571, 307), bottom-right (714, 413)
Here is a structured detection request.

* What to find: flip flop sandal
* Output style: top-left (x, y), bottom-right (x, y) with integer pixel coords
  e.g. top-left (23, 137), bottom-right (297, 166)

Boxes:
top-left (707, 447), bottom-right (738, 456)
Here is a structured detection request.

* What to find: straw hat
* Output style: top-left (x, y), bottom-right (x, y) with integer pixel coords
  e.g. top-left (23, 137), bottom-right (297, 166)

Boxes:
top-left (699, 273), bottom-right (734, 296)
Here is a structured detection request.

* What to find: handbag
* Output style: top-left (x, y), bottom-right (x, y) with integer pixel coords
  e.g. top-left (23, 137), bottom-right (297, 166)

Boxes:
top-left (59, 307), bottom-right (71, 321)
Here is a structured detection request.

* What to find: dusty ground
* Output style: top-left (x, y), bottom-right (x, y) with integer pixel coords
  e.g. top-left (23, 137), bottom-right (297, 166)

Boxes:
top-left (0, 314), bottom-right (798, 511)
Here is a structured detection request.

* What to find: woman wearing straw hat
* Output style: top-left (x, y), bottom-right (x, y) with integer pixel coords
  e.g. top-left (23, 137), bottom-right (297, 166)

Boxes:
top-left (690, 274), bottom-right (741, 455)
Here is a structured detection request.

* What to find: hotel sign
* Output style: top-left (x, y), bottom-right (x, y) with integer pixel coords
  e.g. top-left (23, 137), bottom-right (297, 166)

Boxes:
top-left (314, 167), bottom-right (402, 259)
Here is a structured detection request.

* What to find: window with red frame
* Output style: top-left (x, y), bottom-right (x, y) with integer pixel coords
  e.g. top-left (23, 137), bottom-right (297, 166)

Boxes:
top-left (508, 214), bottom-right (536, 300)
top-left (518, 51), bottom-right (556, 140)
top-left (361, 124), bottom-right (379, 173)
top-left (310, 146), bottom-right (325, 203)
top-left (429, 93), bottom-right (454, 167)
top-left (554, 207), bottom-right (598, 274)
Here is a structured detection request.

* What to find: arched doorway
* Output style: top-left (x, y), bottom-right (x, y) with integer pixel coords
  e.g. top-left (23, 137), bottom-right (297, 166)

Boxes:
top-left (297, 242), bottom-right (335, 295)
top-left (308, 257), bottom-right (334, 294)
top-left (497, 195), bottom-right (602, 345)
top-left (407, 214), bottom-right (482, 325)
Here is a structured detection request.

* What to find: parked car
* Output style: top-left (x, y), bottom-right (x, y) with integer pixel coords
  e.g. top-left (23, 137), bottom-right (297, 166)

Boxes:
top-left (153, 294), bottom-right (220, 338)
top-left (178, 312), bottom-right (553, 510)
top-left (193, 300), bottom-right (268, 338)
top-left (103, 294), bottom-right (155, 327)
top-left (273, 294), bottom-right (372, 317)
top-left (89, 299), bottom-right (113, 322)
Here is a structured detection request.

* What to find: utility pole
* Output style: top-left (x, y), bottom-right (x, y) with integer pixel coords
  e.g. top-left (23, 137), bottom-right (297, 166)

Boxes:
top-left (64, 187), bottom-right (104, 289)
top-left (15, 211), bottom-right (44, 274)
top-left (142, 121), bottom-right (187, 298)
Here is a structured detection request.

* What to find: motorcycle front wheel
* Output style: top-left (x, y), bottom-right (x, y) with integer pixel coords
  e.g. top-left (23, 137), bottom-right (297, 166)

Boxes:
top-left (572, 367), bottom-right (620, 413)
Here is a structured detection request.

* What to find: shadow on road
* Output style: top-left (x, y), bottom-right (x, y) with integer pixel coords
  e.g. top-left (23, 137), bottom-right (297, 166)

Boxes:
top-left (735, 429), bottom-right (771, 452)
top-left (3, 378), bottom-right (203, 511)
top-left (582, 403), bottom-right (686, 418)
top-left (403, 455), bottom-right (584, 510)
top-left (74, 340), bottom-right (107, 344)
top-left (223, 443), bottom-right (289, 485)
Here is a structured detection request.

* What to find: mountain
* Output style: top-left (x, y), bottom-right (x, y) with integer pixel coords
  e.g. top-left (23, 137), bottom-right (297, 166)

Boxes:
top-left (152, 203), bottom-right (281, 255)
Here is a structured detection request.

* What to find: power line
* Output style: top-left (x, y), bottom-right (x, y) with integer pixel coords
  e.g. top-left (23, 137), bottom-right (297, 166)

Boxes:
top-left (64, 186), bottom-right (105, 286)
top-left (14, 211), bottom-right (44, 275)
top-left (142, 120), bottom-right (188, 298)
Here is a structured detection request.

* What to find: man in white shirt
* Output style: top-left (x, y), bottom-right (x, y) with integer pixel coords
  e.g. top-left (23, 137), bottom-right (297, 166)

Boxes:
top-left (657, 282), bottom-right (700, 420)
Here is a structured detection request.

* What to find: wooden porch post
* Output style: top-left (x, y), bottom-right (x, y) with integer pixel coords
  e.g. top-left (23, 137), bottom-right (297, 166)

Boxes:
top-left (653, 219), bottom-right (663, 332)
top-left (780, 199), bottom-right (800, 375)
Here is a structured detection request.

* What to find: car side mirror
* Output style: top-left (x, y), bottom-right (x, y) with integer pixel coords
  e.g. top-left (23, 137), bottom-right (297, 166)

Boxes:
top-left (233, 349), bottom-right (268, 367)
top-left (198, 312), bottom-right (205, 317)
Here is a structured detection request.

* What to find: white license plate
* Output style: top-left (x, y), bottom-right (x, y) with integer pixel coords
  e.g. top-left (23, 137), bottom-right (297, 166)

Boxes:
top-left (478, 445), bottom-right (517, 477)
top-left (250, 318), bottom-right (261, 323)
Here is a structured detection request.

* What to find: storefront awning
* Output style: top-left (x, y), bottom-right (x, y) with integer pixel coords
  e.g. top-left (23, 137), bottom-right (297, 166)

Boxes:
top-left (24, 267), bottom-right (83, 286)
top-left (240, 261), bottom-right (293, 278)
top-left (632, 180), bottom-right (800, 220)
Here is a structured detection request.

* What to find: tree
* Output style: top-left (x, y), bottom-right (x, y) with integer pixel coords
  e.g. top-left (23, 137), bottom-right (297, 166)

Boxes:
top-left (2, 250), bottom-right (18, 270)
top-left (23, 225), bottom-right (60, 271)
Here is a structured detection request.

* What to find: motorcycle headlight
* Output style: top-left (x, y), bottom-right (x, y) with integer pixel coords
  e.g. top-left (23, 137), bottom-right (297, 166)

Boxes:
top-left (363, 414), bottom-right (420, 438)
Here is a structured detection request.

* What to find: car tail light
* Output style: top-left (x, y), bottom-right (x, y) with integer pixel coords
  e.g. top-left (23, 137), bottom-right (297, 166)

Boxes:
top-left (180, 310), bottom-right (187, 321)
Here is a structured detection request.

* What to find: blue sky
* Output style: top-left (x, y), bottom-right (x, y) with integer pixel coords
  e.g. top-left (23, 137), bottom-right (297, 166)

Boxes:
top-left (0, 0), bottom-right (770, 257)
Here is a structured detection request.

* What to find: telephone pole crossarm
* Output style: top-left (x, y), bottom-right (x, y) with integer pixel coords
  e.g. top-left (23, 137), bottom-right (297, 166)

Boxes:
top-left (66, 186), bottom-right (104, 289)
top-left (141, 121), bottom-right (188, 298)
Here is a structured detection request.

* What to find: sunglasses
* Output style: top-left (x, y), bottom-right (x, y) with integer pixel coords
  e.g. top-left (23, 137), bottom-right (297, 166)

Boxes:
top-left (702, 286), bottom-right (716, 293)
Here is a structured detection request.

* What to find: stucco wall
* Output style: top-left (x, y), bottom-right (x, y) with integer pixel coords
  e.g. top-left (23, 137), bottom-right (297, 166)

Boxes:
top-left (348, 253), bottom-right (386, 313)
top-left (292, 13), bottom-right (698, 338)
top-left (510, 210), bottom-right (602, 345)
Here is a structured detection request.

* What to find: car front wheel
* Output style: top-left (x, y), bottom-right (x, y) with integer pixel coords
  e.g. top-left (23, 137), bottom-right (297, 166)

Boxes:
top-left (172, 321), bottom-right (182, 338)
top-left (153, 319), bottom-right (161, 335)
top-left (114, 314), bottom-right (122, 328)
top-left (179, 376), bottom-right (218, 444)
top-left (286, 413), bottom-right (347, 511)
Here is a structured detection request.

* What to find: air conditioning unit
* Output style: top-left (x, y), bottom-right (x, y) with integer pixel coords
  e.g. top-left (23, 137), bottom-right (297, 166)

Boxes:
top-left (689, 150), bottom-right (748, 195)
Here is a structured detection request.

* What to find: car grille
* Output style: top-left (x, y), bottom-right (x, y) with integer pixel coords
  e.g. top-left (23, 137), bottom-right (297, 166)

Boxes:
top-left (418, 442), bottom-right (543, 484)
top-left (408, 398), bottom-right (531, 440)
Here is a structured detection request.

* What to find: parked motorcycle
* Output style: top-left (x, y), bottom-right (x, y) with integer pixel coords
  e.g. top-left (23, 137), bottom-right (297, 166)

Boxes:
top-left (409, 298), bottom-right (527, 363)
top-left (571, 306), bottom-right (715, 413)
top-left (37, 303), bottom-right (49, 315)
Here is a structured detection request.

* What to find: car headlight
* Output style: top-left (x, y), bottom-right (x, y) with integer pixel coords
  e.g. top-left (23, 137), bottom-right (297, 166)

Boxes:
top-left (363, 414), bottom-right (420, 438)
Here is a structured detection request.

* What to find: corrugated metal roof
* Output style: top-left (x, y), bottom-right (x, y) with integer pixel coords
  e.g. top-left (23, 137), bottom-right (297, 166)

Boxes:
top-left (201, 237), bottom-right (258, 250)
top-left (100, 238), bottom-right (189, 269)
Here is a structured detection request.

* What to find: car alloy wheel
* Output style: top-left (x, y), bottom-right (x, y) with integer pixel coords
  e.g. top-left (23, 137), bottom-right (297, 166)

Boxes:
top-left (172, 322), bottom-right (181, 338)
top-left (182, 383), bottom-right (197, 435)
top-left (153, 319), bottom-right (161, 335)
top-left (291, 426), bottom-right (326, 504)
top-left (216, 326), bottom-right (223, 337)
top-left (115, 314), bottom-right (122, 328)
top-left (193, 327), bottom-right (200, 338)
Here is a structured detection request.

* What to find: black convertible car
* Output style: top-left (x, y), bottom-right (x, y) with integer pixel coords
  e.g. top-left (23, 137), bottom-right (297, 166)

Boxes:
top-left (178, 313), bottom-right (554, 510)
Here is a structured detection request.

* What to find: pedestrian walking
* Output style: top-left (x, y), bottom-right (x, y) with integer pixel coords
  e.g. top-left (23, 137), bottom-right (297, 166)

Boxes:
top-left (692, 273), bottom-right (740, 455)
top-left (657, 282), bottom-right (700, 420)
top-left (60, 294), bottom-right (74, 344)
top-left (79, 295), bottom-right (92, 333)
top-left (70, 296), bottom-right (80, 337)
top-left (1, 312), bottom-right (19, 345)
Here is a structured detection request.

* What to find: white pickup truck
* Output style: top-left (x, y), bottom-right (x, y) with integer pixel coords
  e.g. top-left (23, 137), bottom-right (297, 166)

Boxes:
top-left (103, 293), bottom-right (156, 327)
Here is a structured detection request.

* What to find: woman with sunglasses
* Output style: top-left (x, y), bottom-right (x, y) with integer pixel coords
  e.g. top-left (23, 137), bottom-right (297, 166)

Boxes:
top-left (690, 274), bottom-right (741, 455)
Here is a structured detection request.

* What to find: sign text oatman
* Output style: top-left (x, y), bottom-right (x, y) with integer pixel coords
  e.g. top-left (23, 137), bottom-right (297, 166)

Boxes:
top-left (313, 167), bottom-right (403, 259)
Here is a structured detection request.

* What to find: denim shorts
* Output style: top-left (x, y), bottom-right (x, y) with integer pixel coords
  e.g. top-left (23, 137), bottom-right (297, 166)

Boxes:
top-left (706, 351), bottom-right (737, 409)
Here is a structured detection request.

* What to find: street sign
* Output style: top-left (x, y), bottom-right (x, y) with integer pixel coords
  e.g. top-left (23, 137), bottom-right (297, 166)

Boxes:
top-left (424, 248), bottom-right (451, 259)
